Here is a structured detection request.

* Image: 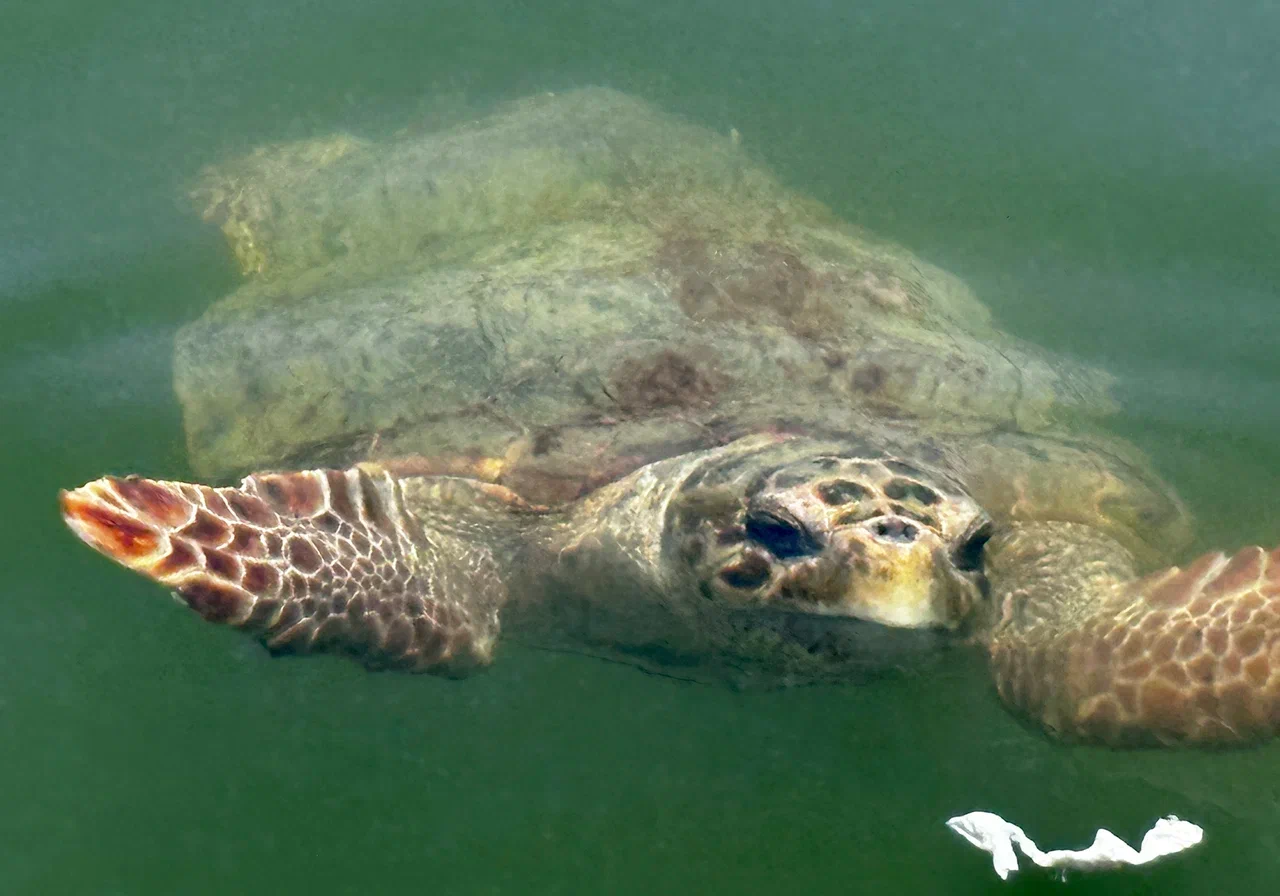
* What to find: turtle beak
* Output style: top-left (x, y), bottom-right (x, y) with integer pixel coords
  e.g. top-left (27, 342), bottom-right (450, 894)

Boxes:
top-left (826, 516), bottom-right (962, 629)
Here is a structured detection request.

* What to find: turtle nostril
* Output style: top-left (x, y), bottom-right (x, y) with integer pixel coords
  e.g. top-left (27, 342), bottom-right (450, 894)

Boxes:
top-left (871, 517), bottom-right (918, 543)
top-left (719, 553), bottom-right (773, 589)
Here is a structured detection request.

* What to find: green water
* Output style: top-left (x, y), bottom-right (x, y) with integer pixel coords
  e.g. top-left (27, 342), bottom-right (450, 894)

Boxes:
top-left (4, 1), bottom-right (1280, 892)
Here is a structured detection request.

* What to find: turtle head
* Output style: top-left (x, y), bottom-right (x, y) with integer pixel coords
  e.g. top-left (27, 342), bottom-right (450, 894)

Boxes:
top-left (671, 453), bottom-right (993, 632)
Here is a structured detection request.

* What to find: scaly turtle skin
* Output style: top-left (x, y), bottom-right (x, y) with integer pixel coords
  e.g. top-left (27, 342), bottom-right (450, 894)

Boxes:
top-left (62, 89), bottom-right (1280, 746)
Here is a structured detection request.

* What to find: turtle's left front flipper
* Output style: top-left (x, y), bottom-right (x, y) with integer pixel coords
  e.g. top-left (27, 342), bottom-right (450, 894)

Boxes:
top-left (60, 466), bottom-right (522, 673)
top-left (984, 522), bottom-right (1280, 746)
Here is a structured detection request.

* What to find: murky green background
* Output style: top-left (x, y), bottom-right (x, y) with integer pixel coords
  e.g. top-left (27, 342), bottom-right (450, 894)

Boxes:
top-left (4, 1), bottom-right (1280, 892)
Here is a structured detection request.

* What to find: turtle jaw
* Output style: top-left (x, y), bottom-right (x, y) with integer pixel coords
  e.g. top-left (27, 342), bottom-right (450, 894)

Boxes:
top-left (775, 525), bottom-right (970, 630)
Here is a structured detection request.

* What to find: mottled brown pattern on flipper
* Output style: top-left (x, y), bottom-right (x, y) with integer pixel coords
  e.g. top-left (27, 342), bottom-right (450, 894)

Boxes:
top-left (114, 477), bottom-right (191, 528)
top-left (182, 509), bottom-right (233, 548)
top-left (251, 472), bottom-right (326, 517)
top-left (988, 524), bottom-right (1280, 745)
top-left (60, 494), bottom-right (163, 560)
top-left (60, 468), bottom-right (503, 671)
top-left (179, 579), bottom-right (251, 624)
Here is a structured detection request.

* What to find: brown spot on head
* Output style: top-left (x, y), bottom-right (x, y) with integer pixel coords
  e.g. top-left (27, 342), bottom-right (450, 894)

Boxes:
top-left (178, 578), bottom-right (247, 623)
top-left (884, 460), bottom-right (928, 478)
top-left (815, 479), bottom-right (871, 506)
top-left (113, 478), bottom-right (192, 528)
top-left (882, 479), bottom-right (940, 505)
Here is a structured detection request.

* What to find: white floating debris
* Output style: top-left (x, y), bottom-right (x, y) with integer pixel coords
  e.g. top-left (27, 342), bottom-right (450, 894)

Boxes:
top-left (946, 811), bottom-right (1204, 881)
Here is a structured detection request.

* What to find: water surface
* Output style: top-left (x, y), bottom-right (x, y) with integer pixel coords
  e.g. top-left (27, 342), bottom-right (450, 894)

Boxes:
top-left (4, 1), bottom-right (1280, 893)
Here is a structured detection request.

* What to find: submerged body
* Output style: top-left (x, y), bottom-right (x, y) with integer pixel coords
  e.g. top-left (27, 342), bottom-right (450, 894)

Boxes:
top-left (63, 89), bottom-right (1280, 746)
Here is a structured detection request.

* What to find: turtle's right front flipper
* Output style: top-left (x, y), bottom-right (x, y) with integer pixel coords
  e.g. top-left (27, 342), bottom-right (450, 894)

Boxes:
top-left (986, 522), bottom-right (1280, 745)
top-left (60, 466), bottom-right (511, 673)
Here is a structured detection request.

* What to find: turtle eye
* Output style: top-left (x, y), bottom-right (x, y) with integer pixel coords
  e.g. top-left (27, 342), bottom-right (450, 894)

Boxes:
top-left (951, 520), bottom-right (994, 572)
top-left (745, 510), bottom-right (821, 559)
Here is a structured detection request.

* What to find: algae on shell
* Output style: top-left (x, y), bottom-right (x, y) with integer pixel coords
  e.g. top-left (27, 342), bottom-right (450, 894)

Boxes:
top-left (176, 88), bottom-right (1117, 481)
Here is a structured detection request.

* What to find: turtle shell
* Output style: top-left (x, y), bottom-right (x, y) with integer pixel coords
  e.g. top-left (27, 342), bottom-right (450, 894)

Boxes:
top-left (175, 88), bottom-right (1117, 502)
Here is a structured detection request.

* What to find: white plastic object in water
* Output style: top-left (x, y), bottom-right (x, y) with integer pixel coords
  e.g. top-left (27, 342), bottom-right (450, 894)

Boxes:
top-left (946, 811), bottom-right (1204, 880)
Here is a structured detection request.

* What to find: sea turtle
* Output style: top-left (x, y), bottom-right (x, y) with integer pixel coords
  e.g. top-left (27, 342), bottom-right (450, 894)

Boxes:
top-left (61, 88), bottom-right (1280, 746)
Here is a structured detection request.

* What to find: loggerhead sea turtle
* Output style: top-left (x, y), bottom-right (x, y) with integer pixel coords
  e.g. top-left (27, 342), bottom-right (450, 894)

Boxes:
top-left (61, 89), bottom-right (1280, 746)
